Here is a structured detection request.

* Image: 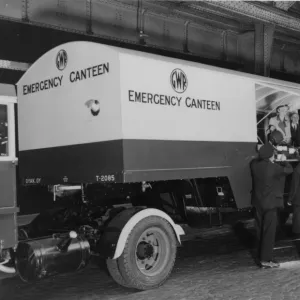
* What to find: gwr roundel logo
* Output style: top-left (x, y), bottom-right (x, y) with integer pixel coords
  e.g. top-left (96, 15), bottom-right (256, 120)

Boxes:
top-left (56, 49), bottom-right (68, 71)
top-left (170, 68), bottom-right (188, 93)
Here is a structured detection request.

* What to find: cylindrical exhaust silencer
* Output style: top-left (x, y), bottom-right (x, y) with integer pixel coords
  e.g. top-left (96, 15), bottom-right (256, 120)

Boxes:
top-left (15, 231), bottom-right (90, 282)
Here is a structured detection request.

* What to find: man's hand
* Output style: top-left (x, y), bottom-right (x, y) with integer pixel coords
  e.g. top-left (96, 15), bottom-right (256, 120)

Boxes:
top-left (280, 154), bottom-right (287, 161)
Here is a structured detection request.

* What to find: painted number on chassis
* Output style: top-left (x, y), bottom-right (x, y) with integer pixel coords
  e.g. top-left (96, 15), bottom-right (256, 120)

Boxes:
top-left (96, 175), bottom-right (116, 182)
top-left (25, 178), bottom-right (42, 184)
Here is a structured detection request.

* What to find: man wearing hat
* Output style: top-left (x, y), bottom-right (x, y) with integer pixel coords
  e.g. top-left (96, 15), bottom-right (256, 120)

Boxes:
top-left (287, 163), bottom-right (300, 236)
top-left (251, 142), bottom-right (293, 268)
top-left (269, 105), bottom-right (291, 145)
top-left (290, 112), bottom-right (300, 147)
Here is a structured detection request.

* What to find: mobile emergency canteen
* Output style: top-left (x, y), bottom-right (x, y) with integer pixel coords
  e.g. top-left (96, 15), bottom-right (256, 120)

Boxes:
top-left (0, 41), bottom-right (299, 290)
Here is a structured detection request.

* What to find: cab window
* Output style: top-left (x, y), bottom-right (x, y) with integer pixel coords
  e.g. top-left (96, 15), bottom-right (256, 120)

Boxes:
top-left (0, 104), bottom-right (8, 156)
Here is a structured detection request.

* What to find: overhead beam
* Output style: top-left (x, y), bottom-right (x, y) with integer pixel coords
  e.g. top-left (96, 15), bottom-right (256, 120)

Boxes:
top-left (0, 0), bottom-right (244, 36)
top-left (188, 1), bottom-right (300, 33)
top-left (0, 60), bottom-right (30, 71)
top-left (0, 17), bottom-right (244, 71)
top-left (1, 0), bottom-right (300, 35)
top-left (142, 0), bottom-right (243, 32)
top-left (254, 23), bottom-right (275, 76)
top-left (274, 1), bottom-right (296, 11)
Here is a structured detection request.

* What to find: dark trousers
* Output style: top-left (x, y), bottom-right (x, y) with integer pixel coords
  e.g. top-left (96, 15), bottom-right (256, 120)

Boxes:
top-left (293, 204), bottom-right (300, 234)
top-left (255, 207), bottom-right (278, 261)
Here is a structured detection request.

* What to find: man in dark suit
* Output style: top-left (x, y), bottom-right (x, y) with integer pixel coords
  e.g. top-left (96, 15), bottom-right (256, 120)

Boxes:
top-left (251, 143), bottom-right (293, 268)
top-left (288, 163), bottom-right (300, 236)
top-left (290, 113), bottom-right (300, 147)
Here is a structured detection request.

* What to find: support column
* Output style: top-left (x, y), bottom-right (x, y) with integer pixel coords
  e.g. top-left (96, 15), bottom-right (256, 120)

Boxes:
top-left (22, 0), bottom-right (29, 22)
top-left (86, 0), bottom-right (93, 35)
top-left (137, 0), bottom-right (147, 45)
top-left (254, 23), bottom-right (275, 76)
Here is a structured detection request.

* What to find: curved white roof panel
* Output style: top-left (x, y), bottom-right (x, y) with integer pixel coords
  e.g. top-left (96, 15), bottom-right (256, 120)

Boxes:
top-left (16, 41), bottom-right (300, 151)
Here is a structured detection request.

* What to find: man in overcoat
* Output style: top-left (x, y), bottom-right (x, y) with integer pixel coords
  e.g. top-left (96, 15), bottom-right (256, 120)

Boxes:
top-left (288, 163), bottom-right (300, 236)
top-left (290, 112), bottom-right (300, 147)
top-left (251, 143), bottom-right (293, 268)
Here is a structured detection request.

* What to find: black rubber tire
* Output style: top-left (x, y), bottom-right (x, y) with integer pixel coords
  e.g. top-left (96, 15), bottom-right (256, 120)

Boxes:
top-left (118, 216), bottom-right (177, 290)
top-left (106, 258), bottom-right (132, 288)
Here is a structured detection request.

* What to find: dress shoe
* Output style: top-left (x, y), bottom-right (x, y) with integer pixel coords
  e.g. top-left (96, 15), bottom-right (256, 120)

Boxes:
top-left (260, 260), bottom-right (280, 268)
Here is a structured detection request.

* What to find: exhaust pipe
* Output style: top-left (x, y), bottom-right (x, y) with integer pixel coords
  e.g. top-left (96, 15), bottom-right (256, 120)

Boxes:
top-left (0, 259), bottom-right (16, 274)
top-left (15, 231), bottom-right (90, 282)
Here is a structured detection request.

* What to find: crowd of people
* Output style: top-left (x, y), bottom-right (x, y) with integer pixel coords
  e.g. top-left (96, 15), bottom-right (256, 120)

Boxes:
top-left (267, 105), bottom-right (300, 146)
top-left (251, 105), bottom-right (300, 269)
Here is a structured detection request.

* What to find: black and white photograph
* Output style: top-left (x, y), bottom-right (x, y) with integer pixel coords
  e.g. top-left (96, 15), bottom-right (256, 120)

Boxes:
top-left (2, 1), bottom-right (300, 299)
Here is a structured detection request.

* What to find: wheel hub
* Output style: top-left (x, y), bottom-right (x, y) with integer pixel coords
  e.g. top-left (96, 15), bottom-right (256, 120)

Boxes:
top-left (136, 241), bottom-right (154, 260)
top-left (135, 227), bottom-right (171, 277)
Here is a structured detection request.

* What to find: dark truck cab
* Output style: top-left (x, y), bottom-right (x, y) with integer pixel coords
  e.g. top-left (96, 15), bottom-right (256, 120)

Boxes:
top-left (0, 83), bottom-right (18, 273)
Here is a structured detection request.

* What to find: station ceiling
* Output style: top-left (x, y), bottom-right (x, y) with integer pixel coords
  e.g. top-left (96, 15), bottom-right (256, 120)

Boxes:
top-left (1, 1), bottom-right (300, 84)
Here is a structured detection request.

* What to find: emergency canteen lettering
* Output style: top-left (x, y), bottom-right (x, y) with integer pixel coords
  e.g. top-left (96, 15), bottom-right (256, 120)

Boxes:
top-left (23, 76), bottom-right (63, 95)
top-left (22, 62), bottom-right (109, 95)
top-left (69, 63), bottom-right (109, 83)
top-left (128, 90), bottom-right (221, 111)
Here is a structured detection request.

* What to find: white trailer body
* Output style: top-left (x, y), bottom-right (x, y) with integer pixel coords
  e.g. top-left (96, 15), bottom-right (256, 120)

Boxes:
top-left (17, 41), bottom-right (260, 208)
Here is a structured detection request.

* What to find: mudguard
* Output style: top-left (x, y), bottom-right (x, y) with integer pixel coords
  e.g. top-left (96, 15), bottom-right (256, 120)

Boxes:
top-left (98, 207), bottom-right (185, 259)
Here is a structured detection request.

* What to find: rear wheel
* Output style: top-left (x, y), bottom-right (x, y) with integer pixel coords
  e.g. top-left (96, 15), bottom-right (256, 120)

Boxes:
top-left (117, 216), bottom-right (177, 290)
top-left (106, 258), bottom-right (132, 288)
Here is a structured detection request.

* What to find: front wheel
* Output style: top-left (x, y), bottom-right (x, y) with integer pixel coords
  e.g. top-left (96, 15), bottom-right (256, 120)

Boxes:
top-left (117, 216), bottom-right (177, 290)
